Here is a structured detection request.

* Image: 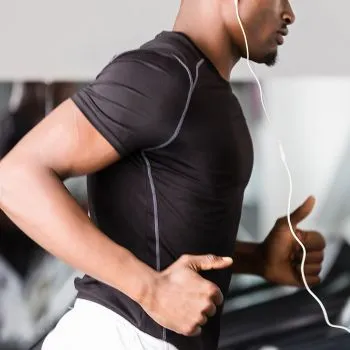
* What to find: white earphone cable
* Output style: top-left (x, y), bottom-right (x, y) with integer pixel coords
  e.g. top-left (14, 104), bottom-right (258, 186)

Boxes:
top-left (234, 0), bottom-right (350, 334)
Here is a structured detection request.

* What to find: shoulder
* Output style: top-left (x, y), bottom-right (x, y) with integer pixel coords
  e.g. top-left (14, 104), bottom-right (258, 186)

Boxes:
top-left (97, 48), bottom-right (192, 91)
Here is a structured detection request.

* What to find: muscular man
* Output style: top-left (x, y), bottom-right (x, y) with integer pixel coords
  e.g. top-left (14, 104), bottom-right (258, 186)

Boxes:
top-left (0, 1), bottom-right (325, 349)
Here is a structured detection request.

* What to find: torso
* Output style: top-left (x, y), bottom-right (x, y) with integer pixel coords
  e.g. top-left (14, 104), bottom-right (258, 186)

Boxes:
top-left (74, 31), bottom-right (254, 350)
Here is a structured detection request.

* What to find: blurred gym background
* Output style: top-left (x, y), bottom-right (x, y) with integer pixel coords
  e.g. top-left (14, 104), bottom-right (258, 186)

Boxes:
top-left (1, 1), bottom-right (350, 349)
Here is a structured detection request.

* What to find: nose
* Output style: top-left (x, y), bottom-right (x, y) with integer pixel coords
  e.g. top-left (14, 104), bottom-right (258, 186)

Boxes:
top-left (283, 1), bottom-right (296, 25)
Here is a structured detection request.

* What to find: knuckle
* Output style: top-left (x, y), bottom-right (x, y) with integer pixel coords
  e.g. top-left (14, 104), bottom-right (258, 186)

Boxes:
top-left (183, 328), bottom-right (190, 336)
top-left (317, 232), bottom-right (326, 246)
top-left (198, 315), bottom-right (207, 325)
top-left (204, 303), bottom-right (216, 317)
top-left (207, 284), bottom-right (219, 297)
top-left (182, 329), bottom-right (191, 336)
top-left (206, 254), bottom-right (216, 262)
top-left (184, 324), bottom-right (196, 336)
top-left (204, 301), bottom-right (213, 311)
top-left (180, 254), bottom-right (190, 263)
top-left (196, 315), bottom-right (204, 325)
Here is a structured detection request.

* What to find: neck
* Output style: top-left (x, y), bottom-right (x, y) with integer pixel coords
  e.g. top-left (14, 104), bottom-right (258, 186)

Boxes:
top-left (173, 3), bottom-right (241, 82)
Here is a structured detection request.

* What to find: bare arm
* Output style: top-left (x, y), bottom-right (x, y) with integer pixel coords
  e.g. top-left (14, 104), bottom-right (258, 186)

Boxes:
top-left (230, 241), bottom-right (265, 276)
top-left (0, 99), bottom-right (156, 304)
top-left (0, 57), bottom-right (235, 337)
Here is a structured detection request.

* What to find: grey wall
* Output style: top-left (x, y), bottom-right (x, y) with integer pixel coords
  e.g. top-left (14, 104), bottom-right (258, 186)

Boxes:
top-left (0, 0), bottom-right (348, 81)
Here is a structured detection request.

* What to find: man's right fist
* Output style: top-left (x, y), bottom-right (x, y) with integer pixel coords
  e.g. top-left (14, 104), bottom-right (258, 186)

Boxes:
top-left (141, 254), bottom-right (233, 337)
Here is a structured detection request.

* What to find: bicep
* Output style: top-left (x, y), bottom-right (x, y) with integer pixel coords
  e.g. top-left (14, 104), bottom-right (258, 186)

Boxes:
top-left (1, 98), bottom-right (120, 178)
top-left (1, 52), bottom-right (191, 178)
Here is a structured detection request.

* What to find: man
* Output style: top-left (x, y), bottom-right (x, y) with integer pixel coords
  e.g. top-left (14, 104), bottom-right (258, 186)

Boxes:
top-left (0, 0), bottom-right (325, 349)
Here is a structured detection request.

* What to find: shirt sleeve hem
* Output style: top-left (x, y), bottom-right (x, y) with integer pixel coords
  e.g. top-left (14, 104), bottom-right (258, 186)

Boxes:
top-left (71, 93), bottom-right (129, 158)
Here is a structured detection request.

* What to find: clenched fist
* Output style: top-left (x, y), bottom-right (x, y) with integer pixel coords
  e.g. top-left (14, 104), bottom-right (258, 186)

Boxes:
top-left (141, 254), bottom-right (233, 336)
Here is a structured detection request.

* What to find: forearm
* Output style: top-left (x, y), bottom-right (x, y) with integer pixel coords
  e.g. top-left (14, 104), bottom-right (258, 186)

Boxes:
top-left (0, 159), bottom-right (155, 305)
top-left (231, 241), bottom-right (265, 277)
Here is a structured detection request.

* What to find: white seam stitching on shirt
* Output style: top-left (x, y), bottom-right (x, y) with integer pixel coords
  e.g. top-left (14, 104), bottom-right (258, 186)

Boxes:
top-left (141, 151), bottom-right (161, 272)
top-left (145, 57), bottom-right (204, 151)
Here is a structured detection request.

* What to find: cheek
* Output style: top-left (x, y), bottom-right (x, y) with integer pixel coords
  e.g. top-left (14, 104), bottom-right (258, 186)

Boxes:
top-left (226, 2), bottom-right (275, 51)
top-left (237, 3), bottom-right (276, 41)
top-left (231, 8), bottom-right (259, 40)
top-left (247, 20), bottom-right (277, 52)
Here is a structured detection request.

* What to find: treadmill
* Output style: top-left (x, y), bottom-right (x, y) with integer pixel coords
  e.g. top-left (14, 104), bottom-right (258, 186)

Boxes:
top-left (219, 134), bottom-right (350, 350)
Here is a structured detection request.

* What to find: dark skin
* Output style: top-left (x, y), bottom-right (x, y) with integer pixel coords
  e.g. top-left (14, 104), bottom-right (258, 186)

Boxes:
top-left (232, 197), bottom-right (326, 287)
top-left (174, 0), bottom-right (296, 79)
top-left (0, 0), bottom-right (323, 339)
top-left (175, 1), bottom-right (325, 287)
top-left (261, 196), bottom-right (326, 287)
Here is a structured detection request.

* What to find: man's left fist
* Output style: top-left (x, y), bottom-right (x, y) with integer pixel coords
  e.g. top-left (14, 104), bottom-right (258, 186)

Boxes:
top-left (259, 196), bottom-right (326, 287)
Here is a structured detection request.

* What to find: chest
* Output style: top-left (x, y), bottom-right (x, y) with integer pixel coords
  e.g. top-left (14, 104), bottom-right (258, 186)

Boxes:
top-left (165, 88), bottom-right (254, 188)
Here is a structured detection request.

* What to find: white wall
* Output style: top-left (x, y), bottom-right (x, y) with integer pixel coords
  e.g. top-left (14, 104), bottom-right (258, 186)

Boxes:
top-left (0, 0), bottom-right (349, 81)
top-left (257, 78), bottom-right (350, 240)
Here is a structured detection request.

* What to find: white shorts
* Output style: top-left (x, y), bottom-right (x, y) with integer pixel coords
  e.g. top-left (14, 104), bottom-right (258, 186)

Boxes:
top-left (41, 298), bottom-right (178, 350)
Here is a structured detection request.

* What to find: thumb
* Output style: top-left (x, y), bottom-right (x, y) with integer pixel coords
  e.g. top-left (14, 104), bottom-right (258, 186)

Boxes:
top-left (183, 254), bottom-right (233, 272)
top-left (290, 195), bottom-right (316, 225)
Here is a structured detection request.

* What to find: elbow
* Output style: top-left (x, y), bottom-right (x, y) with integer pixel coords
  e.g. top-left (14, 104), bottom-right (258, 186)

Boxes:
top-left (0, 163), bottom-right (11, 209)
top-left (0, 156), bottom-right (66, 210)
top-left (0, 158), bottom-right (20, 208)
top-left (0, 156), bottom-right (37, 209)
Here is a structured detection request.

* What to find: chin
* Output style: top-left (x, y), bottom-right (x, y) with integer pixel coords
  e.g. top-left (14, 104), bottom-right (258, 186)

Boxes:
top-left (264, 52), bottom-right (278, 66)
top-left (241, 49), bottom-right (278, 66)
top-left (239, 43), bottom-right (278, 66)
top-left (249, 53), bottom-right (278, 66)
top-left (261, 48), bottom-right (278, 66)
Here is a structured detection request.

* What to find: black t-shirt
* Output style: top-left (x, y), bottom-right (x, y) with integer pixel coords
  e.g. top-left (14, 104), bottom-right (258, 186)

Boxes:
top-left (71, 31), bottom-right (254, 350)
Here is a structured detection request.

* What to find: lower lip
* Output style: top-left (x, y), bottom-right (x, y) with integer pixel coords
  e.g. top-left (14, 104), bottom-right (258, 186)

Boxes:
top-left (276, 33), bottom-right (284, 45)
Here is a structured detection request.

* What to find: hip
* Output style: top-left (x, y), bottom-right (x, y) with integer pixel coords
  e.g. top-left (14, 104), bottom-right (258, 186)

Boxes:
top-left (41, 298), bottom-right (178, 350)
